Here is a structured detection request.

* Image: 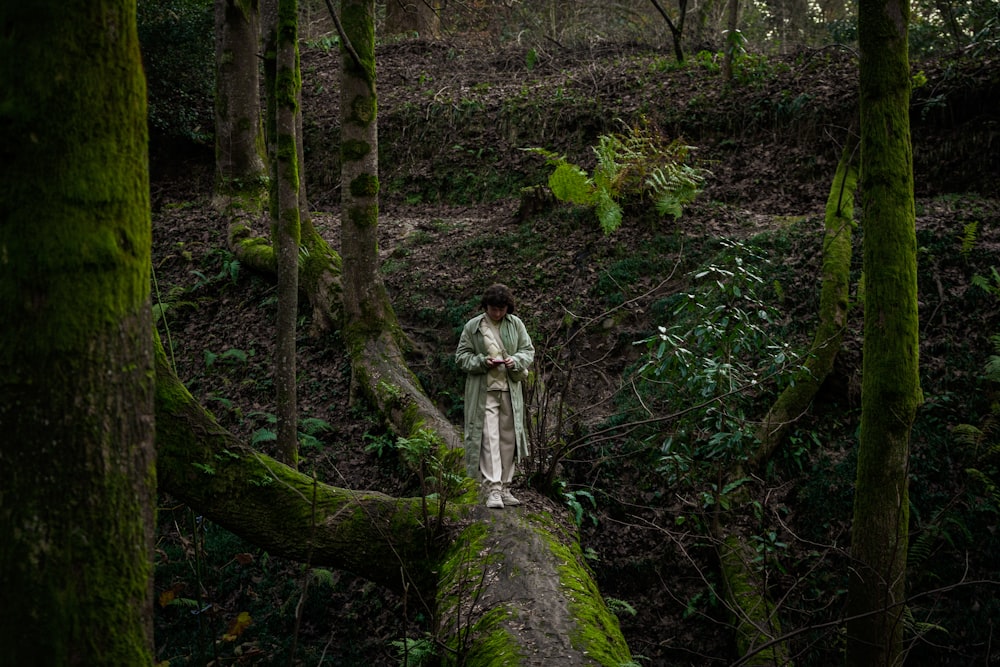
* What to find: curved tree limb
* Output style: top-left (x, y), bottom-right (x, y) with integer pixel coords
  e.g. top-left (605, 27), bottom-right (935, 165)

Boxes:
top-left (155, 335), bottom-right (441, 595)
top-left (711, 144), bottom-right (859, 665)
top-left (754, 143), bottom-right (858, 460)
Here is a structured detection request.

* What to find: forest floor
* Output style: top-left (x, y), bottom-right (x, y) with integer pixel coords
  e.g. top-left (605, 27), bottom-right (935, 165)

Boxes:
top-left (150, 38), bottom-right (1000, 666)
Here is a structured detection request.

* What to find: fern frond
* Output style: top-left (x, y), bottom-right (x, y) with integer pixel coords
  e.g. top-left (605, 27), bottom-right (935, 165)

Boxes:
top-left (521, 146), bottom-right (564, 166)
top-left (596, 190), bottom-right (622, 234)
top-left (960, 221), bottom-right (978, 256)
top-left (548, 162), bottom-right (594, 205)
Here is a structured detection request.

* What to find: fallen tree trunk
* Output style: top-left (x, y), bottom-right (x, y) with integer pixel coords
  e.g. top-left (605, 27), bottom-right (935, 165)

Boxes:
top-left (712, 145), bottom-right (858, 665)
top-left (154, 338), bottom-right (631, 664)
top-left (436, 509), bottom-right (634, 665)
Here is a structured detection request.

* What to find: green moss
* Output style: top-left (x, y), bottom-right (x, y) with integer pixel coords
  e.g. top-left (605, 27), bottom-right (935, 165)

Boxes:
top-left (340, 0), bottom-right (376, 81)
top-left (342, 139), bottom-right (371, 161)
top-left (347, 203), bottom-right (378, 228)
top-left (535, 518), bottom-right (634, 666)
top-left (719, 535), bottom-right (783, 664)
top-left (435, 521), bottom-right (522, 665)
top-left (349, 93), bottom-right (375, 124)
top-left (350, 173), bottom-right (379, 198)
top-left (461, 608), bottom-right (523, 666)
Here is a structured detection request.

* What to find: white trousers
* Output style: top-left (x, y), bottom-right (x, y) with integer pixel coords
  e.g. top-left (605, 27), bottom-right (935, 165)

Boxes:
top-left (480, 390), bottom-right (516, 489)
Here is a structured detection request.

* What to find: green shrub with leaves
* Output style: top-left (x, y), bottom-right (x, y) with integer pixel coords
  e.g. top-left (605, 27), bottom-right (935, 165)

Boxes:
top-left (636, 239), bottom-right (801, 481)
top-left (528, 121), bottom-right (709, 234)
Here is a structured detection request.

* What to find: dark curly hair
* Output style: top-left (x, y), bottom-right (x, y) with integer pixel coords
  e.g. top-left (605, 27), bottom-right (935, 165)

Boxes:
top-left (480, 283), bottom-right (516, 314)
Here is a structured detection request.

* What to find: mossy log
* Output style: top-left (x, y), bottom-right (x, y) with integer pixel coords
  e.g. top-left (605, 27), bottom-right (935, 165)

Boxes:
top-left (436, 509), bottom-right (633, 666)
top-left (712, 146), bottom-right (858, 665)
top-left (154, 335), bottom-right (440, 594)
top-left (154, 339), bottom-right (629, 664)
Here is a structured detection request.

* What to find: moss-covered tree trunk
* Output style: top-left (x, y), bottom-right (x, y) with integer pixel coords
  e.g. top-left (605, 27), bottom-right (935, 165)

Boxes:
top-left (847, 0), bottom-right (921, 663)
top-left (710, 147), bottom-right (858, 665)
top-left (338, 0), bottom-right (462, 447)
top-left (214, 0), bottom-right (266, 198)
top-left (274, 0), bottom-right (301, 466)
top-left (153, 341), bottom-right (632, 664)
top-left (0, 2), bottom-right (156, 663)
top-left (755, 145), bottom-right (857, 459)
top-left (340, 0), bottom-right (388, 330)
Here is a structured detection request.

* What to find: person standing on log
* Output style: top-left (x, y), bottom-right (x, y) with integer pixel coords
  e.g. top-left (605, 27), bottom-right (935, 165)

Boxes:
top-left (456, 284), bottom-right (534, 509)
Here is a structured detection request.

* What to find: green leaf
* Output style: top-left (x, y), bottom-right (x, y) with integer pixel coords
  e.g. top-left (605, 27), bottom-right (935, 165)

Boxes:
top-left (596, 190), bottom-right (622, 234)
top-left (548, 162), bottom-right (594, 205)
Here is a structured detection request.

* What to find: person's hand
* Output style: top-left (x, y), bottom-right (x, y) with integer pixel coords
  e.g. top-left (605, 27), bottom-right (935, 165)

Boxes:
top-left (502, 357), bottom-right (515, 370)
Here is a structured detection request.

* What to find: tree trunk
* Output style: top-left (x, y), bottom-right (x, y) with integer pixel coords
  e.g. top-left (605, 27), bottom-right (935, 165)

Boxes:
top-left (384, 0), bottom-right (441, 39)
top-left (0, 2), bottom-right (156, 663)
top-left (722, 0), bottom-right (740, 81)
top-left (336, 0), bottom-right (463, 448)
top-left (649, 0), bottom-right (687, 63)
top-left (153, 340), bottom-right (632, 664)
top-left (275, 0), bottom-right (301, 466)
top-left (214, 0), bottom-right (266, 197)
top-left (755, 144), bottom-right (857, 459)
top-left (847, 0), bottom-right (921, 662)
top-left (711, 146), bottom-right (858, 665)
top-left (229, 0), bottom-right (453, 448)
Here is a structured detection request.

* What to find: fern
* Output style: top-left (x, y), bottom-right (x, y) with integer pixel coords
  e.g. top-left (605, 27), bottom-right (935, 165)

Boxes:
top-left (596, 189), bottom-right (623, 234)
top-left (960, 221), bottom-right (978, 256)
top-left (548, 162), bottom-right (593, 205)
top-left (527, 120), bottom-right (708, 234)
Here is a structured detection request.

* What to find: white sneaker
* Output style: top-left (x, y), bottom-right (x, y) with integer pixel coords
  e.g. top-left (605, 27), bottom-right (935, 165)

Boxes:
top-left (486, 489), bottom-right (504, 509)
top-left (501, 488), bottom-right (521, 506)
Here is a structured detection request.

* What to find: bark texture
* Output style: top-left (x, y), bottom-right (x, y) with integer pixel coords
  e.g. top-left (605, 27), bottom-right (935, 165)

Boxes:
top-left (0, 2), bottom-right (156, 663)
top-left (436, 510), bottom-right (634, 666)
top-left (338, 0), bottom-right (462, 449)
top-left (274, 0), bottom-right (301, 466)
top-left (847, 0), bottom-right (921, 663)
top-left (214, 0), bottom-right (266, 196)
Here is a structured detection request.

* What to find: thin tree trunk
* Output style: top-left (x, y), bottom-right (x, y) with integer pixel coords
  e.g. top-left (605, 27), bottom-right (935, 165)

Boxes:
top-left (847, 0), bottom-right (921, 661)
top-left (214, 0), bottom-right (266, 197)
top-left (274, 0), bottom-right (301, 467)
top-left (722, 0), bottom-right (740, 81)
top-left (649, 0), bottom-right (687, 63)
top-left (755, 144), bottom-right (857, 458)
top-left (0, 2), bottom-right (156, 662)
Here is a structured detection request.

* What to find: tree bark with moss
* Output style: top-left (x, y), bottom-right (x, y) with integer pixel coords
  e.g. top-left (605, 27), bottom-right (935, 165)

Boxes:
top-left (847, 0), bottom-right (921, 663)
top-left (0, 2), bottom-right (156, 662)
top-left (755, 144), bottom-right (857, 459)
top-left (709, 146), bottom-right (858, 665)
top-left (274, 0), bottom-right (301, 467)
top-left (214, 0), bottom-right (266, 198)
top-left (153, 340), bottom-right (633, 665)
top-left (335, 0), bottom-right (461, 447)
